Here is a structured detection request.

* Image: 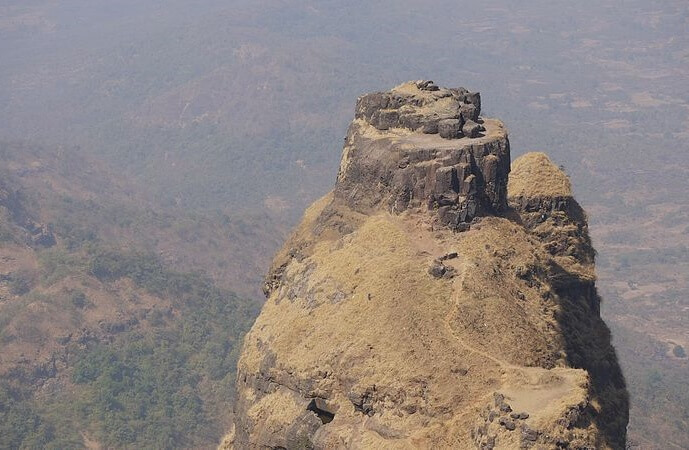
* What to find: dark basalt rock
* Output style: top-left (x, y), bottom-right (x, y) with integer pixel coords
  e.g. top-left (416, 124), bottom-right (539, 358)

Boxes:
top-left (429, 263), bottom-right (446, 278)
top-left (463, 119), bottom-right (482, 138)
top-left (499, 418), bottom-right (516, 431)
top-left (438, 118), bottom-right (464, 139)
top-left (336, 81), bottom-right (510, 229)
top-left (521, 425), bottom-right (540, 442)
top-left (0, 182), bottom-right (57, 248)
top-left (511, 411), bottom-right (530, 420)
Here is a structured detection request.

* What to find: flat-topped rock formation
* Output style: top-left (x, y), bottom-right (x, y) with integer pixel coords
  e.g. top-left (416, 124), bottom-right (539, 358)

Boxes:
top-left (223, 83), bottom-right (628, 450)
top-left (336, 81), bottom-right (510, 230)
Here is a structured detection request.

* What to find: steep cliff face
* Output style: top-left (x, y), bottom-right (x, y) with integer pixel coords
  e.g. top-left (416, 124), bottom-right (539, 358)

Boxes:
top-left (226, 82), bottom-right (628, 449)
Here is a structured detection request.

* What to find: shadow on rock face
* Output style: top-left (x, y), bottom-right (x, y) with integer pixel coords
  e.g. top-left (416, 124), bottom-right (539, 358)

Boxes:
top-left (549, 259), bottom-right (630, 449)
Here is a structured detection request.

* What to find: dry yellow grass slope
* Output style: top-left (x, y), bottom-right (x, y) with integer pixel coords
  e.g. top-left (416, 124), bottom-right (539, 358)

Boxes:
top-left (229, 196), bottom-right (616, 448)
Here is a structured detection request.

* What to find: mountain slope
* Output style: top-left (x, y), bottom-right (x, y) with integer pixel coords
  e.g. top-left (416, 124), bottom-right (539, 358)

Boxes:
top-left (0, 142), bottom-right (262, 448)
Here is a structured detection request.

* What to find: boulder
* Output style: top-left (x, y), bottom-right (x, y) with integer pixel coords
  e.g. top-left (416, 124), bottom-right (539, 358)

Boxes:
top-left (372, 109), bottom-right (400, 130)
top-left (463, 119), bottom-right (482, 138)
top-left (438, 118), bottom-right (463, 139)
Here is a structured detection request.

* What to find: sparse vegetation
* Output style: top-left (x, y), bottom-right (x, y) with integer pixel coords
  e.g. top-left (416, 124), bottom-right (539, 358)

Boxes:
top-left (70, 291), bottom-right (88, 308)
top-left (0, 174), bottom-right (260, 448)
top-left (1, 245), bottom-right (259, 448)
top-left (7, 270), bottom-right (35, 296)
top-left (39, 248), bottom-right (85, 285)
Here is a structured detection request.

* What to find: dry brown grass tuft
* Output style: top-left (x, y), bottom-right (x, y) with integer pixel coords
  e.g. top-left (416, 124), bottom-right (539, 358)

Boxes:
top-left (508, 152), bottom-right (572, 198)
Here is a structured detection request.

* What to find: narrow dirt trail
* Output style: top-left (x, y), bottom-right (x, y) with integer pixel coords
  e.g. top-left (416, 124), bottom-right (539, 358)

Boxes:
top-left (400, 213), bottom-right (581, 410)
top-left (443, 259), bottom-right (520, 371)
top-left (442, 258), bottom-right (583, 418)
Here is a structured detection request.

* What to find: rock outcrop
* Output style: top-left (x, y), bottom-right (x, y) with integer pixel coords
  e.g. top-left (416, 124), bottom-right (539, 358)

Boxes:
top-left (225, 82), bottom-right (628, 449)
top-left (336, 80), bottom-right (510, 229)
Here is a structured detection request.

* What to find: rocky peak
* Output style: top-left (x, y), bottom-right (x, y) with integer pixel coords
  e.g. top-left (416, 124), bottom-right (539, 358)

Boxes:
top-left (226, 84), bottom-right (628, 450)
top-left (335, 81), bottom-right (510, 230)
